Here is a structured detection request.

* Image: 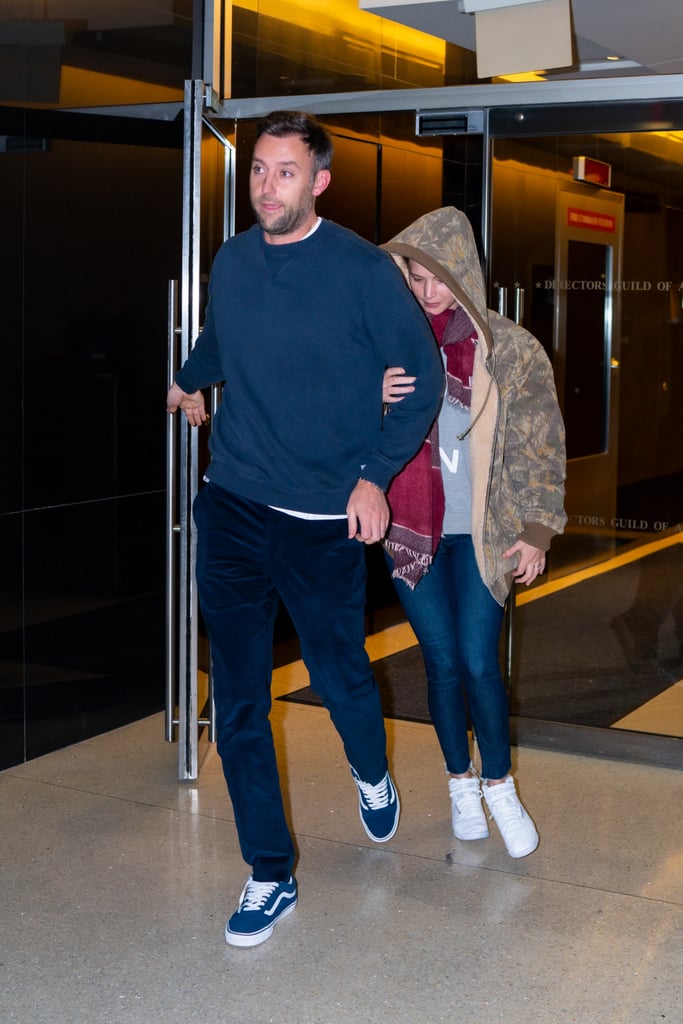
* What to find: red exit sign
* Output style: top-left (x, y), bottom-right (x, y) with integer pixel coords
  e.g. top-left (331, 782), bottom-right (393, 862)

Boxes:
top-left (567, 207), bottom-right (616, 233)
top-left (573, 156), bottom-right (612, 188)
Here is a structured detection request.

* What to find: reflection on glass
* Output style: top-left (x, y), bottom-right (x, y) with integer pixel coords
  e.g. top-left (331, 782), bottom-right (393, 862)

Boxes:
top-left (231, 0), bottom-right (470, 99)
top-left (0, 1), bottom-right (192, 108)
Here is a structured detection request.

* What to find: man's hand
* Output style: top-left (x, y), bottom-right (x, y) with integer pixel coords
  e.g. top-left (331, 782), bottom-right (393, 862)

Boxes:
top-left (167, 382), bottom-right (207, 426)
top-left (347, 479), bottom-right (390, 544)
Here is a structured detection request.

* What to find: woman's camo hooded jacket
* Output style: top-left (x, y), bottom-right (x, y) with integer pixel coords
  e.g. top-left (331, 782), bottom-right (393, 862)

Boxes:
top-left (382, 206), bottom-right (567, 605)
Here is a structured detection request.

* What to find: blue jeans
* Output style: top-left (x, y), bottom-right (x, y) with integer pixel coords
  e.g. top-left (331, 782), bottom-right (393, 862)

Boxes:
top-left (388, 534), bottom-right (511, 780)
top-left (194, 483), bottom-right (388, 882)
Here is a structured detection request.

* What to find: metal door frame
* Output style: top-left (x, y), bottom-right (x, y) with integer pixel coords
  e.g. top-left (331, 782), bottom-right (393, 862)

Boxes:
top-left (555, 183), bottom-right (624, 565)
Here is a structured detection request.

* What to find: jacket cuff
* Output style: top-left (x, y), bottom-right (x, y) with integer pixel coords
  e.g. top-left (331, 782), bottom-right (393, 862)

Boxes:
top-left (520, 522), bottom-right (556, 551)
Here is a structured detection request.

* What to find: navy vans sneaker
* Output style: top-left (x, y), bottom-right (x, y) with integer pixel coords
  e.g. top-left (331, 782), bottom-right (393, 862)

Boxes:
top-left (225, 875), bottom-right (298, 947)
top-left (350, 766), bottom-right (400, 842)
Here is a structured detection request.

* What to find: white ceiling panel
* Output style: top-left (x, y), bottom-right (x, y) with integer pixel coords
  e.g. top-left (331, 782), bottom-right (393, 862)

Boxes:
top-left (360, 0), bottom-right (683, 77)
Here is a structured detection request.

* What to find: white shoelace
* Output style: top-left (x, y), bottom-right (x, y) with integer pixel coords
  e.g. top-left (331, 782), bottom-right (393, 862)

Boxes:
top-left (356, 774), bottom-right (390, 809)
top-left (239, 879), bottom-right (279, 911)
top-left (486, 783), bottom-right (524, 827)
top-left (449, 776), bottom-right (483, 813)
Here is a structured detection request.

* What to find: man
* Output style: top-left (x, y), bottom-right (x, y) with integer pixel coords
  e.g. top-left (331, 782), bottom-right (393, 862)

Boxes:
top-left (167, 111), bottom-right (443, 948)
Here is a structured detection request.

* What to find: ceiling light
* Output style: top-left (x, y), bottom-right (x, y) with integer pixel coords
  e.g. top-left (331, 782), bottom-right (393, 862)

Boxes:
top-left (458, 0), bottom-right (546, 10)
top-left (577, 59), bottom-right (642, 72)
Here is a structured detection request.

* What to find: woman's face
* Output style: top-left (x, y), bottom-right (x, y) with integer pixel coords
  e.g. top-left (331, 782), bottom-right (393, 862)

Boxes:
top-left (407, 259), bottom-right (457, 316)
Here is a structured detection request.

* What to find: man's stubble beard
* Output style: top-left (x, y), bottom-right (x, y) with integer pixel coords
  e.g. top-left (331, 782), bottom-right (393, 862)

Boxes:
top-left (252, 192), bottom-right (315, 237)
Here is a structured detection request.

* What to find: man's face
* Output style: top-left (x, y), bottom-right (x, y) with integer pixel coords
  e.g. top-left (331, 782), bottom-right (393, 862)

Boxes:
top-left (250, 132), bottom-right (330, 244)
top-left (407, 259), bottom-right (458, 316)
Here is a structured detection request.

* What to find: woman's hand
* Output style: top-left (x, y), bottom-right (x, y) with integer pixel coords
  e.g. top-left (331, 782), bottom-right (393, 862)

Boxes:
top-left (383, 366), bottom-right (416, 404)
top-left (504, 539), bottom-right (546, 586)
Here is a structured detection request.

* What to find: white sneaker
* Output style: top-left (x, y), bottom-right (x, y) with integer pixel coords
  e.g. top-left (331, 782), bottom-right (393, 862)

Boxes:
top-left (483, 776), bottom-right (539, 859)
top-left (448, 771), bottom-right (489, 841)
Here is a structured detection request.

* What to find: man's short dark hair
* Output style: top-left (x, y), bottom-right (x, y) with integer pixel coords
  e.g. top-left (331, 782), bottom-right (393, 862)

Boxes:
top-left (255, 110), bottom-right (333, 175)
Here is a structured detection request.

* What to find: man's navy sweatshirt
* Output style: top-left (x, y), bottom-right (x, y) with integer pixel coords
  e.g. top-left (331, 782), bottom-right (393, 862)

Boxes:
top-left (175, 219), bottom-right (444, 515)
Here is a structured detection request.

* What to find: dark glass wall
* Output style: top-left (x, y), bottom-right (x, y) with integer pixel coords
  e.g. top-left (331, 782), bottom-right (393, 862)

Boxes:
top-left (0, 2), bottom-right (192, 109)
top-left (0, 0), bottom-right (191, 769)
top-left (0, 110), bottom-right (184, 768)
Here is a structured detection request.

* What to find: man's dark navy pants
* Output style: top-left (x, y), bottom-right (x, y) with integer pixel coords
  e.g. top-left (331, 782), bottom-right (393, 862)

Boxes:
top-left (194, 482), bottom-right (389, 882)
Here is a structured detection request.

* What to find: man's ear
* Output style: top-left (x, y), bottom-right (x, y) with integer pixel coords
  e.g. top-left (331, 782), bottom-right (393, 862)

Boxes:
top-left (312, 169), bottom-right (331, 197)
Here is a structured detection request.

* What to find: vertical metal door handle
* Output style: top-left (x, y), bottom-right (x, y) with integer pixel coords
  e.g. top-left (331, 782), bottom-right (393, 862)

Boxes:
top-left (165, 279), bottom-right (180, 742)
top-left (514, 286), bottom-right (525, 326)
top-left (497, 286), bottom-right (508, 317)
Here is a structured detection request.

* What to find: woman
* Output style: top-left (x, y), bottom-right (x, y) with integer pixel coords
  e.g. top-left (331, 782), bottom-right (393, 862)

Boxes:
top-left (381, 207), bottom-right (566, 858)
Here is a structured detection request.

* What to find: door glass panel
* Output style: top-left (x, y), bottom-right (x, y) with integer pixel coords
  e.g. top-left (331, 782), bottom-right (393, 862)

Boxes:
top-left (1, 107), bottom-right (183, 768)
top-left (565, 239), bottom-right (609, 458)
top-left (490, 127), bottom-right (683, 748)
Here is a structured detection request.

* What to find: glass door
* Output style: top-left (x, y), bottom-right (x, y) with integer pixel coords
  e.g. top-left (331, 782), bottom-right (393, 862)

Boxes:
top-left (171, 86), bottom-right (683, 770)
top-left (487, 116), bottom-right (682, 762)
top-left (489, 145), bottom-right (624, 576)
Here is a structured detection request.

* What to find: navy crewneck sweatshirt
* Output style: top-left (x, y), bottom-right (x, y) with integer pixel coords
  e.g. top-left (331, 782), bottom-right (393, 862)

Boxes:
top-left (175, 219), bottom-right (443, 514)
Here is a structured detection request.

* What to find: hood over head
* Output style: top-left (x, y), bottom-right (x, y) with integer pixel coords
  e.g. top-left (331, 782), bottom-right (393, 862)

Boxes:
top-left (381, 206), bottom-right (492, 355)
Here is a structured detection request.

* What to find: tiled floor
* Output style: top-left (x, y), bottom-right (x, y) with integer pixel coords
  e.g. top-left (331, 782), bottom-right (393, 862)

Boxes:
top-left (2, 680), bottom-right (682, 1024)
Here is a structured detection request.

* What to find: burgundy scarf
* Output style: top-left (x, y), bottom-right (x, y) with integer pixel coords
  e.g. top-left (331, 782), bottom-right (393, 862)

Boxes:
top-left (385, 306), bottom-right (476, 589)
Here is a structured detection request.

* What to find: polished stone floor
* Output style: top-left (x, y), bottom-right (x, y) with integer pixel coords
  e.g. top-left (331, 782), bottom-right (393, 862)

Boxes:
top-left (2, 680), bottom-right (682, 1024)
